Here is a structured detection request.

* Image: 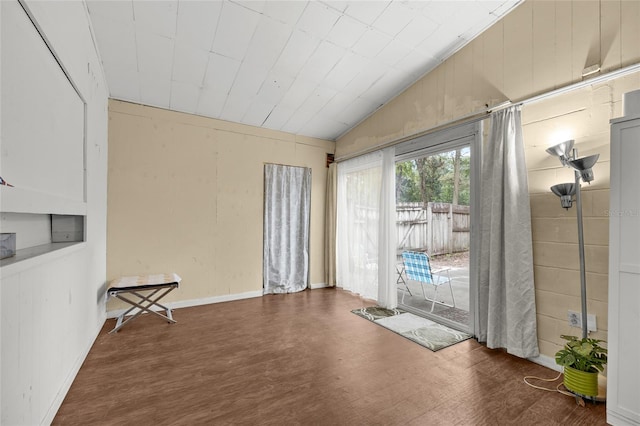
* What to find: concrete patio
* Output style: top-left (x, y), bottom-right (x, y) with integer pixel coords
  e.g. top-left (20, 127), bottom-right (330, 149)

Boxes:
top-left (396, 252), bottom-right (470, 329)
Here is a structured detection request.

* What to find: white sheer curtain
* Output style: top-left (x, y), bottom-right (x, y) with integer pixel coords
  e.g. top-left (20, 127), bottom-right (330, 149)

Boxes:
top-left (263, 164), bottom-right (311, 294)
top-left (377, 147), bottom-right (397, 308)
top-left (336, 148), bottom-right (397, 307)
top-left (477, 106), bottom-right (539, 358)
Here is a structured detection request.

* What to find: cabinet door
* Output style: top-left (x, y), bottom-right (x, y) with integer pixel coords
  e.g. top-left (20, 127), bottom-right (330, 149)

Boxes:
top-left (608, 118), bottom-right (640, 425)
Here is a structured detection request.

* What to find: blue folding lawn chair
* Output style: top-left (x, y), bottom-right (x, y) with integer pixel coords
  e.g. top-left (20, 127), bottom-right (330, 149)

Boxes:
top-left (401, 251), bottom-right (456, 312)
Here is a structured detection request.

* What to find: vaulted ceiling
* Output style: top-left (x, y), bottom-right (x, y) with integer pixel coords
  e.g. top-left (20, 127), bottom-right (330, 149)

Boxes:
top-left (87, 0), bottom-right (521, 141)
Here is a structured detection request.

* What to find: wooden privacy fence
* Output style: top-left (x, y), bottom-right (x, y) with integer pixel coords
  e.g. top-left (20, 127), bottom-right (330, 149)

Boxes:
top-left (396, 202), bottom-right (470, 256)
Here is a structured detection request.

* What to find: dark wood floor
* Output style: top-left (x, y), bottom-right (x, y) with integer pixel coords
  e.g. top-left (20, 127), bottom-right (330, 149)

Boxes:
top-left (54, 288), bottom-right (606, 425)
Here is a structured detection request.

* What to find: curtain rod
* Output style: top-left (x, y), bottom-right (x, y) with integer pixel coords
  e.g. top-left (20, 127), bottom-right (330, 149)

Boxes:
top-left (336, 62), bottom-right (640, 163)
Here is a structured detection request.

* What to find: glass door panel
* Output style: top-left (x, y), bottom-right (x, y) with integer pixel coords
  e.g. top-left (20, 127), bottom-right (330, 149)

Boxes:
top-left (396, 145), bottom-right (472, 332)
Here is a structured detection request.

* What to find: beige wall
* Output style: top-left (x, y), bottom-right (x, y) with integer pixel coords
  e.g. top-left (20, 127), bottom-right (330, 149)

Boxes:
top-left (107, 100), bottom-right (334, 310)
top-left (336, 0), bottom-right (640, 360)
top-left (525, 73), bottom-right (639, 359)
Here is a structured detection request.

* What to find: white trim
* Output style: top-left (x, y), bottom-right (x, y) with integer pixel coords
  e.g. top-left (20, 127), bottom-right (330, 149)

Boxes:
top-left (106, 290), bottom-right (263, 319)
top-left (42, 317), bottom-right (105, 425)
top-left (310, 282), bottom-right (330, 289)
top-left (527, 353), bottom-right (561, 373)
top-left (607, 409), bottom-right (640, 426)
top-left (522, 62), bottom-right (640, 107)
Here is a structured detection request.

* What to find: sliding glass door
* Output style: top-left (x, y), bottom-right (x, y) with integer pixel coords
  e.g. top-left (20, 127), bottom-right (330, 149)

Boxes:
top-left (335, 123), bottom-right (480, 332)
top-left (394, 125), bottom-right (480, 333)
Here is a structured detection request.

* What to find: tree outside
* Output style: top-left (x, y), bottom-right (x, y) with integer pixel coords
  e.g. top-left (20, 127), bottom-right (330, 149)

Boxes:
top-left (396, 148), bottom-right (470, 206)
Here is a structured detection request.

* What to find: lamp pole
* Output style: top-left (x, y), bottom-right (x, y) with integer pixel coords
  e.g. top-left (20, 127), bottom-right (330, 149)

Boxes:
top-left (573, 148), bottom-right (589, 339)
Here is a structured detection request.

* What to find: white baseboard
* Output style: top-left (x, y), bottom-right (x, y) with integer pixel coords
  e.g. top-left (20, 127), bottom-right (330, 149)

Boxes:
top-left (106, 290), bottom-right (263, 319)
top-left (528, 353), bottom-right (561, 373)
top-left (310, 282), bottom-right (332, 289)
top-left (607, 409), bottom-right (640, 426)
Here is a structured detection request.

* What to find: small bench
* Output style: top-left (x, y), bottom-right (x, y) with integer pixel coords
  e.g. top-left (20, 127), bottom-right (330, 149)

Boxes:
top-left (107, 273), bottom-right (181, 333)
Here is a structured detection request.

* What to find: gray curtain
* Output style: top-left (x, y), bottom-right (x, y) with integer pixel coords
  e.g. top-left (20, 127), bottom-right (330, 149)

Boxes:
top-left (263, 164), bottom-right (311, 294)
top-left (477, 106), bottom-right (539, 358)
top-left (324, 162), bottom-right (337, 287)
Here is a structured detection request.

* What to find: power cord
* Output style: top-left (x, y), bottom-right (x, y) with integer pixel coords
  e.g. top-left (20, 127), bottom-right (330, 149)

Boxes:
top-left (523, 373), bottom-right (586, 406)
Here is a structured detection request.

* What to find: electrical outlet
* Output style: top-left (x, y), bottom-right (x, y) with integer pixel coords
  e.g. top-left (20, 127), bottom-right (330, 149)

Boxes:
top-left (567, 310), bottom-right (597, 332)
top-left (568, 310), bottom-right (581, 327)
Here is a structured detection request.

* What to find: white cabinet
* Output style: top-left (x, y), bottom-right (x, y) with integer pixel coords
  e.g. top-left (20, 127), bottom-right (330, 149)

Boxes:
top-left (608, 114), bottom-right (640, 426)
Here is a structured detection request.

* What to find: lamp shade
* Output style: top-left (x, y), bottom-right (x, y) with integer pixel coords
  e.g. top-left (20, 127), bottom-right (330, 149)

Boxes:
top-left (551, 183), bottom-right (575, 209)
top-left (568, 154), bottom-right (600, 183)
top-left (546, 140), bottom-right (575, 164)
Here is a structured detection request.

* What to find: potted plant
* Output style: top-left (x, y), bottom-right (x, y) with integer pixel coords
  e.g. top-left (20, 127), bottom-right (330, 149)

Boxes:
top-left (555, 335), bottom-right (608, 397)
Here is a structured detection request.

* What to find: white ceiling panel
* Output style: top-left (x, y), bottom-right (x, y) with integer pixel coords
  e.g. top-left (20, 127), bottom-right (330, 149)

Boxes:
top-left (202, 52), bottom-right (241, 93)
top-left (242, 100), bottom-right (275, 127)
top-left (262, 104), bottom-right (296, 130)
top-left (271, 29), bottom-right (320, 77)
top-left (375, 39), bottom-right (413, 68)
top-left (343, 1), bottom-right (389, 26)
top-left (88, 0), bottom-right (522, 141)
top-left (139, 76), bottom-right (170, 107)
top-left (228, 62), bottom-right (270, 99)
top-left (170, 81), bottom-right (200, 114)
top-left (341, 60), bottom-right (389, 97)
top-left (89, 16), bottom-right (137, 79)
top-left (362, 68), bottom-right (410, 102)
top-left (295, 2), bottom-right (340, 38)
top-left (233, 0), bottom-right (266, 14)
top-left (320, 91), bottom-right (357, 121)
top-left (196, 88), bottom-right (227, 118)
top-left (351, 28), bottom-right (392, 59)
top-left (373, 2), bottom-right (416, 37)
top-left (210, 2), bottom-right (261, 61)
top-left (279, 77), bottom-right (317, 109)
top-left (487, 1), bottom-right (521, 16)
top-left (300, 115), bottom-right (350, 140)
top-left (172, 43), bottom-right (209, 86)
top-left (243, 16), bottom-right (291, 70)
top-left (339, 97), bottom-right (382, 124)
top-left (87, 1), bottom-right (134, 24)
top-left (394, 50), bottom-right (437, 78)
top-left (297, 41), bottom-right (346, 84)
top-left (175, 1), bottom-right (222, 51)
top-left (396, 14), bottom-right (438, 48)
top-left (280, 106), bottom-right (317, 134)
top-left (323, 52), bottom-right (370, 91)
top-left (263, 1), bottom-right (307, 25)
top-left (257, 72), bottom-right (295, 105)
top-left (449, 3), bottom-right (493, 36)
top-left (421, 1), bottom-right (461, 24)
top-left (136, 31), bottom-right (174, 82)
top-left (220, 94), bottom-right (251, 123)
top-left (104, 64), bottom-right (141, 102)
top-left (325, 15), bottom-right (368, 49)
top-left (133, 1), bottom-right (178, 39)
top-left (321, 1), bottom-right (349, 13)
top-left (300, 86), bottom-right (338, 113)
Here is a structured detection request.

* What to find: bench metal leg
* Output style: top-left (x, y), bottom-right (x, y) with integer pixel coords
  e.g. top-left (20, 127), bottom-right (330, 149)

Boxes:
top-left (109, 286), bottom-right (177, 333)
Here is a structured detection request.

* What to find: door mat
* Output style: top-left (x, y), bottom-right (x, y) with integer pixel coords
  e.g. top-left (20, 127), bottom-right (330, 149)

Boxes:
top-left (351, 306), bottom-right (473, 351)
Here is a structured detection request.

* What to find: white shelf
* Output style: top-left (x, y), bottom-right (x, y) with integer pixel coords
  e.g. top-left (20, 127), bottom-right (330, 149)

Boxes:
top-left (0, 242), bottom-right (86, 277)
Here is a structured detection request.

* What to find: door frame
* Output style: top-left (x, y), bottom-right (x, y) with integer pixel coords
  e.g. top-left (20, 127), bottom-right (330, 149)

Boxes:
top-left (394, 122), bottom-right (482, 335)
